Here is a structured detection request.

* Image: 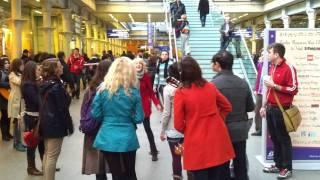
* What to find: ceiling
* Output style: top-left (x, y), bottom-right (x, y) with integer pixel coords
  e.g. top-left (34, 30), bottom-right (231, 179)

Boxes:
top-left (95, 13), bottom-right (165, 23)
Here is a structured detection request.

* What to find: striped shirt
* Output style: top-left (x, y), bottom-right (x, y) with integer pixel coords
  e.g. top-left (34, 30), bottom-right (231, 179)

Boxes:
top-left (154, 60), bottom-right (174, 87)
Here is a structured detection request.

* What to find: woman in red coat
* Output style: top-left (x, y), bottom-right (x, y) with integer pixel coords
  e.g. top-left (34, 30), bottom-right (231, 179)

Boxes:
top-left (174, 57), bottom-right (235, 180)
top-left (133, 58), bottom-right (162, 161)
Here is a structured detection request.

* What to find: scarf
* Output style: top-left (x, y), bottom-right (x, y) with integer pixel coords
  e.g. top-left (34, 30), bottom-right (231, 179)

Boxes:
top-left (137, 71), bottom-right (144, 80)
top-left (156, 59), bottom-right (170, 78)
top-left (136, 71), bottom-right (145, 88)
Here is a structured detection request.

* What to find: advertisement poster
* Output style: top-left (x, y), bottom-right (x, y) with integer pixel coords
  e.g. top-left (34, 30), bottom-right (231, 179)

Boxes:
top-left (147, 23), bottom-right (153, 48)
top-left (260, 29), bottom-right (320, 169)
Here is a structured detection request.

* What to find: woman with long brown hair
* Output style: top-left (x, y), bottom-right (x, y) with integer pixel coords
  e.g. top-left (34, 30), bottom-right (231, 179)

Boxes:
top-left (174, 57), bottom-right (234, 180)
top-left (8, 58), bottom-right (25, 151)
top-left (21, 61), bottom-right (44, 175)
top-left (81, 60), bottom-right (112, 180)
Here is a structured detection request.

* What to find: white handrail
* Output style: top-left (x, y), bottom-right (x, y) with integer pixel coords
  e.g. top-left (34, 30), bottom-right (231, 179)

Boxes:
top-left (238, 29), bottom-right (257, 75)
top-left (163, 0), bottom-right (179, 61)
top-left (163, 0), bottom-right (173, 59)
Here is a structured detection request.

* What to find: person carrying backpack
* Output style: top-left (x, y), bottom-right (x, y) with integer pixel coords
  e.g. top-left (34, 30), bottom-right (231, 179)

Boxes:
top-left (80, 60), bottom-right (112, 180)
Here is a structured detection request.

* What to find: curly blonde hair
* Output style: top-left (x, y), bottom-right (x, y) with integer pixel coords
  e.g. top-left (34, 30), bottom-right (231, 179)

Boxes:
top-left (132, 58), bottom-right (148, 73)
top-left (99, 57), bottom-right (137, 97)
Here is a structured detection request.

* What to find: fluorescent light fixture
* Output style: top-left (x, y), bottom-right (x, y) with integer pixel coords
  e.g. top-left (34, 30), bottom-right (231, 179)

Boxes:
top-left (148, 14), bottom-right (151, 22)
top-left (120, 22), bottom-right (129, 31)
top-left (34, 10), bottom-right (42, 14)
top-left (128, 14), bottom-right (135, 23)
top-left (35, 0), bottom-right (40, 2)
top-left (3, 0), bottom-right (9, 2)
top-left (109, 14), bottom-right (119, 23)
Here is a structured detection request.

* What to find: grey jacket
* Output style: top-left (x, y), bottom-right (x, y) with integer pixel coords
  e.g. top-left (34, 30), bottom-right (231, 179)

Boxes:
top-left (212, 70), bottom-right (255, 142)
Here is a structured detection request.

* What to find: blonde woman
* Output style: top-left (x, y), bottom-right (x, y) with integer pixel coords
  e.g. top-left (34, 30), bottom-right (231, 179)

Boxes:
top-left (91, 57), bottom-right (144, 180)
top-left (133, 58), bottom-right (162, 161)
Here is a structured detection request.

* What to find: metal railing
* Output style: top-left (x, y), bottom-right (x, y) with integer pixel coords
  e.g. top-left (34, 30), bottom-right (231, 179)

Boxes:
top-left (163, 0), bottom-right (179, 61)
top-left (238, 29), bottom-right (257, 75)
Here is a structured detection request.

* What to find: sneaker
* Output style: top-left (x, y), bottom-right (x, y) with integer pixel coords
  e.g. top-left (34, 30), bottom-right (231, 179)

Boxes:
top-left (277, 169), bottom-right (292, 179)
top-left (251, 131), bottom-right (262, 136)
top-left (14, 143), bottom-right (26, 152)
top-left (263, 165), bottom-right (280, 173)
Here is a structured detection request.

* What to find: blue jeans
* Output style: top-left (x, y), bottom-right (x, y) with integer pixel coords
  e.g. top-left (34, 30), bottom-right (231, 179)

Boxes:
top-left (167, 137), bottom-right (184, 177)
top-left (200, 14), bottom-right (207, 26)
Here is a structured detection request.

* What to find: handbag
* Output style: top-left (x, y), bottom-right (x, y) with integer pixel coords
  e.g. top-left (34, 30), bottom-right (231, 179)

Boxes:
top-left (273, 91), bottom-right (302, 132)
top-left (23, 118), bottom-right (40, 148)
top-left (174, 143), bottom-right (184, 156)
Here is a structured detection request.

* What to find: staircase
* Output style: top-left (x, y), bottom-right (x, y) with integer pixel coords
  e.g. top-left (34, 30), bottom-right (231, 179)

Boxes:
top-left (174, 0), bottom-right (257, 89)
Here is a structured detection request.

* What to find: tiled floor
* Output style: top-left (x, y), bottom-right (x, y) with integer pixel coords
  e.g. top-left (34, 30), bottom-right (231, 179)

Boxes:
top-left (0, 94), bottom-right (319, 180)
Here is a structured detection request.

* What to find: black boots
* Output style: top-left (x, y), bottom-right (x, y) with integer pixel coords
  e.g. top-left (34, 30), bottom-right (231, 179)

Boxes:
top-left (187, 171), bottom-right (193, 180)
top-left (27, 159), bottom-right (43, 176)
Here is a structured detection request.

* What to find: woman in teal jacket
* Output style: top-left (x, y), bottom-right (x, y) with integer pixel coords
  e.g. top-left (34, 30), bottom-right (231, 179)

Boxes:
top-left (91, 57), bottom-right (144, 180)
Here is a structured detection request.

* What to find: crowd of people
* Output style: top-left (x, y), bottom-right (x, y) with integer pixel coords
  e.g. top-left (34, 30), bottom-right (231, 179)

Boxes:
top-left (0, 13), bottom-right (298, 179)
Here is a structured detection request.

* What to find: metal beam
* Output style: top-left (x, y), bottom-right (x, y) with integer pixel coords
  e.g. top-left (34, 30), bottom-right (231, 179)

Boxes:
top-left (95, 2), bottom-right (164, 13)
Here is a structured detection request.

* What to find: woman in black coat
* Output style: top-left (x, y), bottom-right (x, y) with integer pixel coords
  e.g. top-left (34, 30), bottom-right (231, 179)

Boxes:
top-left (0, 57), bottom-right (11, 141)
top-left (39, 58), bottom-right (73, 180)
top-left (21, 61), bottom-right (44, 175)
top-left (198, 0), bottom-right (209, 27)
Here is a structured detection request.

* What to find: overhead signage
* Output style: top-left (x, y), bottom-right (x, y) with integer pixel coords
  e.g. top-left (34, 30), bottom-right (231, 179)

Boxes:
top-left (107, 29), bottom-right (129, 39)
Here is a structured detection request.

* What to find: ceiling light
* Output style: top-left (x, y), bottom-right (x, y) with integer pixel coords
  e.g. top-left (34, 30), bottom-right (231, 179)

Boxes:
top-left (109, 14), bottom-right (119, 23)
top-left (34, 10), bottom-right (42, 14)
top-left (120, 22), bottom-right (129, 31)
top-left (35, 0), bottom-right (40, 2)
top-left (3, 0), bottom-right (9, 2)
top-left (128, 14), bottom-right (135, 23)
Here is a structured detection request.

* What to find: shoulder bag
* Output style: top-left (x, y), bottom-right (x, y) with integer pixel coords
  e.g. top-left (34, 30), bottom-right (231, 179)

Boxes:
top-left (273, 90), bottom-right (302, 132)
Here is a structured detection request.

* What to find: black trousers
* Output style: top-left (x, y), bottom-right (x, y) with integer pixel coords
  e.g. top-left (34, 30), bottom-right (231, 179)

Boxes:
top-left (143, 117), bottom-right (158, 153)
top-left (104, 151), bottom-right (137, 180)
top-left (24, 115), bottom-right (45, 161)
top-left (0, 109), bottom-right (10, 138)
top-left (192, 163), bottom-right (228, 180)
top-left (254, 94), bottom-right (262, 132)
top-left (221, 141), bottom-right (249, 180)
top-left (267, 106), bottom-right (292, 170)
top-left (156, 85), bottom-right (165, 105)
top-left (70, 73), bottom-right (81, 98)
top-left (221, 36), bottom-right (231, 50)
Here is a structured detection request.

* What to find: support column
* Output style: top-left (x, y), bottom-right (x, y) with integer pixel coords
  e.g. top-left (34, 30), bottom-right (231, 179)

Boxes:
top-left (41, 0), bottom-right (53, 53)
top-left (61, 9), bottom-right (72, 57)
top-left (11, 0), bottom-right (25, 59)
top-left (85, 21), bottom-right (93, 57)
top-left (92, 23), bottom-right (99, 54)
top-left (281, 9), bottom-right (290, 28)
top-left (251, 23), bottom-right (257, 54)
top-left (264, 16), bottom-right (271, 29)
top-left (307, 9), bottom-right (316, 28)
top-left (101, 24), bottom-right (107, 51)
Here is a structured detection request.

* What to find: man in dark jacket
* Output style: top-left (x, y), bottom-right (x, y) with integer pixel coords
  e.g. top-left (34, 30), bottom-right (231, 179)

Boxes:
top-left (170, 0), bottom-right (186, 38)
top-left (220, 17), bottom-right (235, 50)
top-left (198, 0), bottom-right (209, 27)
top-left (21, 49), bottom-right (32, 64)
top-left (57, 51), bottom-right (74, 94)
top-left (211, 50), bottom-right (255, 180)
